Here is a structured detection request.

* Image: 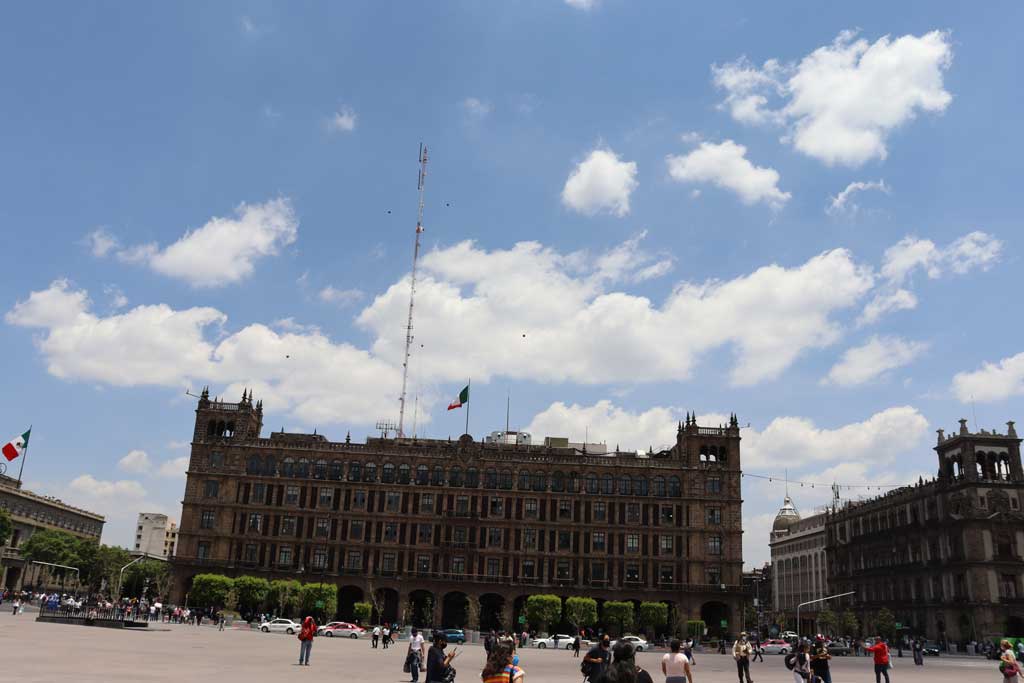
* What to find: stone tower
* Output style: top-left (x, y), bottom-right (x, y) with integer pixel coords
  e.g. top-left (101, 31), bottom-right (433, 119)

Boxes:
top-left (191, 387), bottom-right (263, 444)
top-left (935, 419), bottom-right (1023, 483)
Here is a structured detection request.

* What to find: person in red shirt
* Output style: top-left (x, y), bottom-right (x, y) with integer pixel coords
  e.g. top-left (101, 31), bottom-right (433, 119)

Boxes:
top-left (298, 616), bottom-right (317, 666)
top-left (865, 637), bottom-right (890, 683)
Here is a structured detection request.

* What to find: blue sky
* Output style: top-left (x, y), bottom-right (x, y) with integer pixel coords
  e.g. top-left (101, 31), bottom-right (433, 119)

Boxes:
top-left (2, 1), bottom-right (1022, 565)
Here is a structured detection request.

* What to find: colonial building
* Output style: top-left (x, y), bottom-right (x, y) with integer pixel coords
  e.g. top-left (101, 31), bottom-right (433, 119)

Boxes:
top-left (770, 495), bottom-right (829, 632)
top-left (134, 512), bottom-right (178, 558)
top-left (0, 473), bottom-right (105, 590)
top-left (826, 419), bottom-right (1024, 642)
top-left (171, 390), bottom-right (746, 634)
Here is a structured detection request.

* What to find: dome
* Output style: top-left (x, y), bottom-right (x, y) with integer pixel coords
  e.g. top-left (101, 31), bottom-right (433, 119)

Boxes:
top-left (772, 495), bottom-right (801, 532)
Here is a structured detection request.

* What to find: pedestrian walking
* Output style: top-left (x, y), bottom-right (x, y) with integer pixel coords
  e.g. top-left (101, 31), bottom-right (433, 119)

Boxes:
top-left (912, 639), bottom-right (923, 666)
top-left (790, 641), bottom-right (812, 683)
top-left (12, 597), bottom-right (21, 615)
top-left (406, 627), bottom-right (426, 683)
top-left (482, 642), bottom-right (523, 683)
top-left (573, 634), bottom-right (582, 658)
top-left (811, 635), bottom-right (832, 683)
top-left (372, 625), bottom-right (381, 648)
top-left (426, 631), bottom-right (459, 683)
top-left (683, 638), bottom-right (695, 666)
top-left (865, 636), bottom-right (891, 683)
top-left (752, 637), bottom-right (764, 663)
top-left (661, 639), bottom-right (693, 683)
top-left (1000, 640), bottom-right (1023, 682)
top-left (297, 615), bottom-right (317, 666)
top-left (383, 624), bottom-right (392, 649)
top-left (733, 631), bottom-right (754, 683)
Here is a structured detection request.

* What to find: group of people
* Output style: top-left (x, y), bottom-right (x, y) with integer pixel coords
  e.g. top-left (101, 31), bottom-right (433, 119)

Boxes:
top-left (371, 623), bottom-right (397, 648)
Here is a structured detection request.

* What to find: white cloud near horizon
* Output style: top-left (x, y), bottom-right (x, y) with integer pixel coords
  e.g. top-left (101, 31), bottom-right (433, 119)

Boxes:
top-left (823, 335), bottom-right (927, 386)
top-left (953, 352), bottom-right (1024, 403)
top-left (318, 286), bottom-right (364, 307)
top-left (562, 148), bottom-right (638, 217)
top-left (713, 30), bottom-right (953, 166)
top-left (666, 140), bottom-right (790, 208)
top-left (117, 449), bottom-right (152, 474)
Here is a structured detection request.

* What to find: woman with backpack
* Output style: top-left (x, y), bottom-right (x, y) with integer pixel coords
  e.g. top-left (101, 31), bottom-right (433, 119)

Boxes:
top-left (1001, 640), bottom-right (1024, 682)
top-left (481, 642), bottom-right (524, 683)
top-left (785, 641), bottom-right (812, 683)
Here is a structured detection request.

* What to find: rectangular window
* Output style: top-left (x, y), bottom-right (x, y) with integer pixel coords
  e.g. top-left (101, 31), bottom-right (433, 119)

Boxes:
top-left (591, 561), bottom-right (606, 581)
top-left (558, 530), bottom-right (571, 550)
top-left (421, 493), bottom-right (435, 514)
top-left (350, 520), bottom-right (364, 541)
top-left (315, 518), bottom-right (330, 537)
top-left (384, 522), bottom-right (398, 541)
top-left (346, 550), bottom-right (362, 570)
top-left (625, 563), bottom-right (640, 582)
top-left (488, 527), bottom-right (503, 546)
top-left (661, 506), bottom-right (674, 524)
top-left (417, 554), bottom-right (431, 574)
top-left (312, 546), bottom-right (328, 569)
top-left (319, 488), bottom-right (333, 506)
top-left (706, 507), bottom-right (722, 525)
top-left (525, 499), bottom-right (539, 518)
top-left (522, 559), bottom-right (536, 578)
top-left (418, 523), bottom-right (433, 543)
top-left (381, 552), bottom-right (397, 572)
top-left (592, 532), bottom-right (606, 551)
top-left (281, 516), bottom-right (297, 536)
top-left (278, 546), bottom-right (293, 566)
top-left (707, 566), bottom-right (721, 585)
top-left (200, 510), bottom-right (215, 529)
top-left (593, 502), bottom-right (607, 522)
top-left (203, 480), bottom-right (219, 498)
top-left (454, 526), bottom-right (468, 544)
top-left (523, 529), bottom-right (537, 551)
top-left (197, 542), bottom-right (210, 559)
top-left (353, 490), bottom-right (367, 509)
top-left (285, 486), bottom-right (300, 505)
top-left (248, 513), bottom-right (262, 532)
top-left (490, 497), bottom-right (504, 516)
top-left (708, 535), bottom-right (722, 555)
top-left (659, 564), bottom-right (674, 584)
top-left (487, 558), bottom-right (501, 577)
top-left (252, 483), bottom-right (267, 503)
top-left (706, 478), bottom-right (721, 494)
top-left (209, 452), bottom-right (224, 468)
top-left (556, 560), bottom-right (571, 579)
top-left (660, 535), bottom-right (673, 553)
top-left (626, 504), bottom-right (640, 523)
top-left (386, 492), bottom-right (401, 512)
top-left (243, 543), bottom-right (258, 563)
top-left (455, 496), bottom-right (469, 515)
top-left (453, 557), bottom-right (466, 574)
top-left (627, 533), bottom-right (640, 552)
top-left (559, 500), bottom-right (572, 520)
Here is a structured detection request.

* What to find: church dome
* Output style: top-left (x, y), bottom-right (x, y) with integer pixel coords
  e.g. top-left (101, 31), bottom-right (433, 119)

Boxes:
top-left (772, 495), bottom-right (801, 532)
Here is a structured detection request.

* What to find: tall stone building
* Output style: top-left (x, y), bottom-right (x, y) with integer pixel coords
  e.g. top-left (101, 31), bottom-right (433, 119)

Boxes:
top-left (134, 512), bottom-right (178, 558)
top-left (770, 495), bottom-right (829, 632)
top-left (827, 419), bottom-right (1024, 642)
top-left (171, 391), bottom-right (746, 634)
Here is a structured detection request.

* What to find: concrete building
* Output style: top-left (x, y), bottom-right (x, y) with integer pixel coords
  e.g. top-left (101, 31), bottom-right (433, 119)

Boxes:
top-left (134, 512), bottom-right (178, 558)
top-left (0, 473), bottom-right (104, 590)
top-left (171, 392), bottom-right (746, 635)
top-left (770, 495), bottom-right (829, 633)
top-left (826, 419), bottom-right (1024, 643)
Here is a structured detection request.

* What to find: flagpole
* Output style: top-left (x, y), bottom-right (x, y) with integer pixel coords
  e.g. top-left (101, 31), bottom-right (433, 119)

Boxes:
top-left (16, 425), bottom-right (31, 486)
top-left (465, 379), bottom-right (471, 436)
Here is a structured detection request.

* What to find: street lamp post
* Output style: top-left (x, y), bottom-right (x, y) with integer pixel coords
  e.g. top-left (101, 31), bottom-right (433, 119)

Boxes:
top-left (796, 592), bottom-right (856, 639)
top-left (117, 556), bottom-right (145, 601)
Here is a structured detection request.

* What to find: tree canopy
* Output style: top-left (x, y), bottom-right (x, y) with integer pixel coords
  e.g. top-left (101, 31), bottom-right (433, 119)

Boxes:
top-left (603, 601), bottom-right (634, 636)
top-left (189, 573), bottom-right (234, 608)
top-left (526, 594), bottom-right (563, 633)
top-left (299, 583), bottom-right (337, 622)
top-left (564, 597), bottom-right (598, 629)
top-left (638, 602), bottom-right (668, 634)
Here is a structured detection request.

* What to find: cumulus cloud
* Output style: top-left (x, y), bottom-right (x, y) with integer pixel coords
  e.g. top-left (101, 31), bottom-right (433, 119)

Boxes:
top-left (92, 199), bottom-right (297, 288)
top-left (562, 148), bottom-right (639, 217)
top-left (823, 335), bottom-right (927, 386)
top-left (713, 30), bottom-right (953, 166)
top-left (827, 179), bottom-right (889, 215)
top-left (85, 228), bottom-right (119, 257)
top-left (564, 0), bottom-right (596, 9)
top-left (953, 352), bottom-right (1024, 403)
top-left (527, 400), bottom-right (680, 452)
top-left (117, 450), bottom-right (152, 474)
top-left (857, 289), bottom-right (917, 326)
top-left (461, 97), bottom-right (493, 119)
top-left (327, 106), bottom-right (357, 132)
top-left (318, 286), bottom-right (364, 307)
top-left (157, 456), bottom-right (190, 479)
top-left (666, 140), bottom-right (790, 208)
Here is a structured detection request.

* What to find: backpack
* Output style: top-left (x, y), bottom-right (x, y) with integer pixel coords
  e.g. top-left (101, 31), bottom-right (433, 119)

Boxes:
top-left (580, 659), bottom-right (594, 677)
top-left (784, 653), bottom-right (797, 670)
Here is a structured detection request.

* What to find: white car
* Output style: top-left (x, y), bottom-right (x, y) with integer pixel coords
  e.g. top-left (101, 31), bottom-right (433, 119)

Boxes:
top-left (534, 634), bottom-right (578, 649)
top-left (260, 618), bottom-right (301, 634)
top-left (615, 636), bottom-right (649, 652)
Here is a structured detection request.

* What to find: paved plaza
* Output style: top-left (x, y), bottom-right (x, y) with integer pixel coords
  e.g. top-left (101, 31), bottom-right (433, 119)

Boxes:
top-left (0, 611), bottom-right (1001, 682)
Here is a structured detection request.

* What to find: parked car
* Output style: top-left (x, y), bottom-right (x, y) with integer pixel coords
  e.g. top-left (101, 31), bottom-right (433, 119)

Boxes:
top-left (826, 641), bottom-right (851, 656)
top-left (438, 629), bottom-right (467, 644)
top-left (260, 618), bottom-right (301, 634)
top-left (761, 639), bottom-right (791, 655)
top-left (321, 622), bottom-right (365, 638)
top-left (779, 631), bottom-right (798, 640)
top-left (534, 634), bottom-right (576, 649)
top-left (922, 641), bottom-right (941, 656)
top-left (615, 636), bottom-right (650, 652)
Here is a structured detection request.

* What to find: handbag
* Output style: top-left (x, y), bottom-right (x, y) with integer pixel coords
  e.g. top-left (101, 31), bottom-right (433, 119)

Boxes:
top-left (441, 665), bottom-right (457, 683)
top-left (403, 654), bottom-right (412, 674)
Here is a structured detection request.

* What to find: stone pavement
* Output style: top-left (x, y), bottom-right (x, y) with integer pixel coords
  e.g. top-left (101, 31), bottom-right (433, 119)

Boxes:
top-left (0, 611), bottom-right (1001, 682)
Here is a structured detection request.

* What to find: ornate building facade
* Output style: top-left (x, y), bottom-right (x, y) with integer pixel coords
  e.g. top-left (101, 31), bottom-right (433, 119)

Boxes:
top-left (770, 496), bottom-right (829, 632)
top-left (827, 420), bottom-right (1024, 642)
top-left (171, 391), bottom-right (746, 634)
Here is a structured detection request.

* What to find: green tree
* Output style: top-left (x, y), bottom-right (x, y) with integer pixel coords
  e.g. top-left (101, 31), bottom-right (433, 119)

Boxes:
top-left (122, 560), bottom-right (171, 600)
top-left (526, 594), bottom-right (563, 634)
top-left (686, 620), bottom-right (706, 641)
top-left (818, 608), bottom-right (838, 636)
top-left (875, 608), bottom-right (897, 641)
top-left (233, 576), bottom-right (270, 617)
top-left (840, 610), bottom-right (860, 637)
top-left (564, 597), bottom-right (598, 630)
top-left (603, 601), bottom-right (635, 637)
top-left (299, 582), bottom-right (338, 622)
top-left (189, 573), bottom-right (234, 609)
top-left (267, 579), bottom-right (303, 617)
top-left (19, 529), bottom-right (80, 566)
top-left (80, 544), bottom-right (131, 595)
top-left (0, 509), bottom-right (13, 547)
top-left (353, 602), bottom-right (373, 625)
top-left (638, 602), bottom-right (668, 636)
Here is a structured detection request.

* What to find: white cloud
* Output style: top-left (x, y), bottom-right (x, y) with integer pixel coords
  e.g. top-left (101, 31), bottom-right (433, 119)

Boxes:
top-left (103, 284), bottom-right (128, 310)
top-left (117, 449), bottom-right (152, 474)
top-left (881, 232), bottom-right (1001, 284)
top-left (157, 456), bottom-right (190, 479)
top-left (666, 140), bottom-right (790, 208)
top-left (561, 148), bottom-right (639, 217)
top-left (953, 352), bottom-right (1024, 403)
top-left (827, 179), bottom-right (889, 215)
top-left (68, 474), bottom-right (147, 501)
top-left (823, 335), bottom-right (927, 386)
top-left (85, 229), bottom-right (119, 257)
top-left (318, 286), bottom-right (364, 307)
top-left (858, 288), bottom-right (917, 326)
top-left (713, 30), bottom-right (953, 166)
top-left (328, 107), bottom-right (357, 133)
top-left (461, 97), bottom-right (493, 119)
top-left (564, 0), bottom-right (596, 9)
top-left (526, 400), bottom-right (680, 452)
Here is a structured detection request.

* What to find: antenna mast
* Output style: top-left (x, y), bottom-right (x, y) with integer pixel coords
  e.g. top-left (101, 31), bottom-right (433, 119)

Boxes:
top-left (398, 143), bottom-right (428, 437)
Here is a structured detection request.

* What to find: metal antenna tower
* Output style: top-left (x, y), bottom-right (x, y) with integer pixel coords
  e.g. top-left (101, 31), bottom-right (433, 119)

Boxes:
top-left (398, 143), bottom-right (428, 437)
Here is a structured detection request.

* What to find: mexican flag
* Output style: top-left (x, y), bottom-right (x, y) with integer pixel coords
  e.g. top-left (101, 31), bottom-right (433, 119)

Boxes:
top-left (3, 428), bottom-right (30, 462)
top-left (447, 385), bottom-right (469, 411)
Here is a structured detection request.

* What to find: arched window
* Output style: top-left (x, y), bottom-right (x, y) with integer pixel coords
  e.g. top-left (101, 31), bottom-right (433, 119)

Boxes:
top-left (246, 455), bottom-right (262, 475)
top-left (382, 463), bottom-right (396, 483)
top-left (348, 461), bottom-right (362, 482)
top-left (295, 458), bottom-right (310, 478)
top-left (601, 474), bottom-right (614, 495)
top-left (465, 467), bottom-right (480, 488)
top-left (314, 459), bottom-right (327, 479)
top-left (432, 466), bottom-right (445, 486)
top-left (416, 464), bottom-right (429, 485)
top-left (586, 474), bottom-right (599, 494)
top-left (531, 472), bottom-right (547, 492)
top-left (449, 467), bottom-right (463, 487)
top-left (363, 462), bottom-right (377, 482)
top-left (263, 455), bottom-right (276, 477)
top-left (282, 457), bottom-right (295, 477)
top-left (328, 460), bottom-right (343, 481)
top-left (499, 469), bottom-right (513, 490)
top-left (568, 472), bottom-right (580, 493)
top-left (397, 464), bottom-right (411, 484)
top-left (652, 476), bottom-right (666, 497)
top-left (551, 471), bottom-right (565, 493)
top-left (518, 470), bottom-right (531, 490)
top-left (618, 476), bottom-right (631, 496)
top-left (633, 476), bottom-right (647, 496)
top-left (207, 420), bottom-right (217, 436)
top-left (669, 476), bottom-right (682, 497)
top-left (484, 468), bottom-right (498, 489)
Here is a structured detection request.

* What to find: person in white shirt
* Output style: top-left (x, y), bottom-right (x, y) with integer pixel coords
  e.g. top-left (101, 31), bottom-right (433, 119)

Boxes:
top-left (661, 639), bottom-right (693, 683)
top-left (408, 627), bottom-right (426, 683)
top-left (372, 625), bottom-right (381, 648)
